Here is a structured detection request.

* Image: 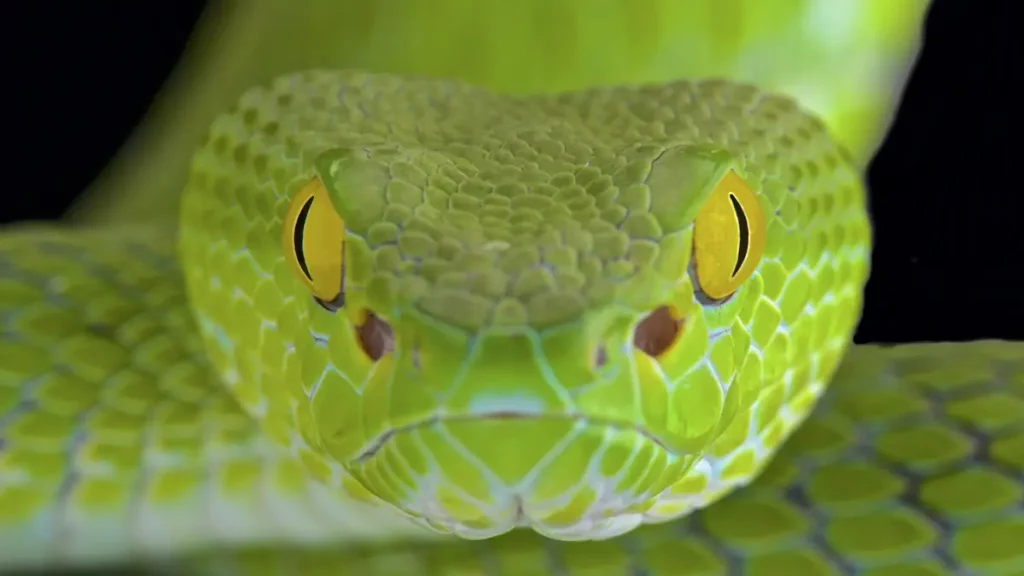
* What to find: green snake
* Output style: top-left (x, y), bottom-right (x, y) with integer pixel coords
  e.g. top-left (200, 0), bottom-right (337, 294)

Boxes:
top-left (2, 65), bottom-right (1023, 576)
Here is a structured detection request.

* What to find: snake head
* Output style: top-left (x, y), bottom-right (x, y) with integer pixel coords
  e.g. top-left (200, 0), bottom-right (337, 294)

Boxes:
top-left (274, 144), bottom-right (783, 539)
top-left (181, 73), bottom-right (868, 542)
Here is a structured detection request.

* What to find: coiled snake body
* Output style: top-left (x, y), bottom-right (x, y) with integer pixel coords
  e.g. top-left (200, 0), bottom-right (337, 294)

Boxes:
top-left (1, 71), bottom-right (1021, 575)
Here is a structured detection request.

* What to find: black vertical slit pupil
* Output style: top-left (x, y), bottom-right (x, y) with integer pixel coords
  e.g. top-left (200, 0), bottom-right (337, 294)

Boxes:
top-left (294, 196), bottom-right (315, 281)
top-left (729, 193), bottom-right (749, 277)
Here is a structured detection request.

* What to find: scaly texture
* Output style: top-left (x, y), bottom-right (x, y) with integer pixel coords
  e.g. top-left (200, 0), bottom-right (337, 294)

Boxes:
top-left (178, 71), bottom-right (868, 540)
top-left (0, 70), bottom-right (1021, 576)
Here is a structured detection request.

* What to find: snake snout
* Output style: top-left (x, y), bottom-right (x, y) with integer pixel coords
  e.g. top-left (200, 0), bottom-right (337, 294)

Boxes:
top-left (332, 303), bottom-right (705, 541)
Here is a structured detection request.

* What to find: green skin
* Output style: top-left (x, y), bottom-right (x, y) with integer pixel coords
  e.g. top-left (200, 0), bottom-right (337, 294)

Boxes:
top-left (0, 71), bottom-right (1022, 576)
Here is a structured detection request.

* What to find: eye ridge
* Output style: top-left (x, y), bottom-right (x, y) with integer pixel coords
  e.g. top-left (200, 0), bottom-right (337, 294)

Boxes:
top-left (729, 192), bottom-right (749, 277)
top-left (293, 195), bottom-right (315, 281)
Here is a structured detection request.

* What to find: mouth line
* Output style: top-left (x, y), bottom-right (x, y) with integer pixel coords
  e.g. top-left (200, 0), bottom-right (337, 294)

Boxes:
top-left (348, 412), bottom-right (678, 465)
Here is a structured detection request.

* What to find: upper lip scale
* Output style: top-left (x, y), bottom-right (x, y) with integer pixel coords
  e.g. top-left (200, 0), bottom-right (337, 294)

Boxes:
top-left (348, 411), bottom-right (678, 466)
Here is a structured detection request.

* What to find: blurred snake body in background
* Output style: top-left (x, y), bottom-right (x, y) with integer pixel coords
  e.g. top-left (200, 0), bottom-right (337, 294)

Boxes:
top-left (2, 2), bottom-right (1022, 575)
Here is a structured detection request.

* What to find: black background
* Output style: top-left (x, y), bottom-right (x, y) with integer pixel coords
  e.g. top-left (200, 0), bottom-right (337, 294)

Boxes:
top-left (3, 0), bottom-right (1021, 344)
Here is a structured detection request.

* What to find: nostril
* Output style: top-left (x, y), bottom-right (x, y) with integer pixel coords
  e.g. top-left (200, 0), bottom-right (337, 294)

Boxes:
top-left (594, 344), bottom-right (607, 369)
top-left (356, 311), bottom-right (394, 361)
top-left (634, 306), bottom-right (684, 358)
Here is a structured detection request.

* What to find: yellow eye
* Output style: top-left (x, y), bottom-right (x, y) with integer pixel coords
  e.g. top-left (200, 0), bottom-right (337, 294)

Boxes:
top-left (693, 169), bottom-right (765, 300)
top-left (282, 177), bottom-right (346, 304)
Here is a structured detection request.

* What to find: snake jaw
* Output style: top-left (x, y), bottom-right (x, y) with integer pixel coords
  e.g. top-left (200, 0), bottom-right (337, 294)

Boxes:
top-left (343, 410), bottom-right (690, 541)
top-left (349, 412), bottom-right (675, 466)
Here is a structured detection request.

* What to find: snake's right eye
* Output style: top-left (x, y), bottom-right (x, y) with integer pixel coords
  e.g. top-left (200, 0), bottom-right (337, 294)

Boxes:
top-left (282, 178), bottom-right (346, 310)
top-left (692, 169), bottom-right (765, 301)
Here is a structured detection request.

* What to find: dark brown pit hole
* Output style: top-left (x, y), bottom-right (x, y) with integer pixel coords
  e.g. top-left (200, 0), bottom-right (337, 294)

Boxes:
top-left (356, 311), bottom-right (394, 361)
top-left (633, 306), bottom-right (685, 357)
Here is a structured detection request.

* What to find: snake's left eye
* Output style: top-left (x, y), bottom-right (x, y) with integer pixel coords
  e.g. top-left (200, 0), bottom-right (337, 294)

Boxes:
top-left (692, 170), bottom-right (766, 300)
top-left (282, 177), bottom-right (346, 310)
